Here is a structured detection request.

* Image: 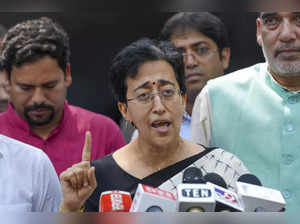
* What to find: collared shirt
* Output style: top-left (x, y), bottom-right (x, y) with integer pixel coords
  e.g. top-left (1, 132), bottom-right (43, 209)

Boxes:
top-left (130, 112), bottom-right (191, 141)
top-left (191, 63), bottom-right (300, 212)
top-left (0, 134), bottom-right (61, 211)
top-left (0, 101), bottom-right (125, 176)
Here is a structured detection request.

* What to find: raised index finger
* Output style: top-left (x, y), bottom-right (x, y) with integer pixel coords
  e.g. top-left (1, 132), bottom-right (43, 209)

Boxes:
top-left (82, 131), bottom-right (92, 162)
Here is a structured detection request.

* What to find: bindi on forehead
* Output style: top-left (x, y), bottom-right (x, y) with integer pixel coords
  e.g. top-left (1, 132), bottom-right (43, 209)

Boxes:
top-left (133, 79), bottom-right (176, 92)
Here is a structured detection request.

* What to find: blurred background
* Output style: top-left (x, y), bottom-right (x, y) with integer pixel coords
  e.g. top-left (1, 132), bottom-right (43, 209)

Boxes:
top-left (0, 12), bottom-right (264, 124)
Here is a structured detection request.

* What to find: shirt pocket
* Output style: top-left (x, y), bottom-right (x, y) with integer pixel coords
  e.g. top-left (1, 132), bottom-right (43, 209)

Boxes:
top-left (0, 203), bottom-right (32, 211)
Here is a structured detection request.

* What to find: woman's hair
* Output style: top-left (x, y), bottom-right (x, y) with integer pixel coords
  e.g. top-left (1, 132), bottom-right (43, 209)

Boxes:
top-left (109, 38), bottom-right (186, 103)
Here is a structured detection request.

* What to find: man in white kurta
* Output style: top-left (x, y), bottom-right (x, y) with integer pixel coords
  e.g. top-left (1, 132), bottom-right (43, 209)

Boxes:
top-left (0, 134), bottom-right (61, 211)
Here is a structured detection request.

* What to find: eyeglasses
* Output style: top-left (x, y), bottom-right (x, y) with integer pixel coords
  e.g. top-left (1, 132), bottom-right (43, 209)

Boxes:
top-left (127, 88), bottom-right (182, 106)
top-left (181, 47), bottom-right (219, 61)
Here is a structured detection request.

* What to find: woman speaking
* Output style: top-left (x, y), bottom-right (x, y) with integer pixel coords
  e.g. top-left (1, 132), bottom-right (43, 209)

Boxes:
top-left (59, 38), bottom-right (249, 212)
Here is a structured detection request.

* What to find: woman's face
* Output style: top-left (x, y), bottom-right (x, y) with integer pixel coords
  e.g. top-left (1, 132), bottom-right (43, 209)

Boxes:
top-left (119, 60), bottom-right (186, 146)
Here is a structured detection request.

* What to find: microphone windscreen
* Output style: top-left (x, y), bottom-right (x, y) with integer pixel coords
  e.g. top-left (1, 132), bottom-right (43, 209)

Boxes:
top-left (203, 173), bottom-right (227, 189)
top-left (237, 174), bottom-right (262, 186)
top-left (182, 167), bottom-right (205, 184)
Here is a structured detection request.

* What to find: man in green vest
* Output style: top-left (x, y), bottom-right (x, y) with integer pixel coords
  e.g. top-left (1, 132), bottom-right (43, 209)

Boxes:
top-left (191, 12), bottom-right (300, 213)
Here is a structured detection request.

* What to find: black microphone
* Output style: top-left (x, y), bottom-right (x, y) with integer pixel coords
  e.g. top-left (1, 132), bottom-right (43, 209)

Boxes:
top-left (182, 166), bottom-right (205, 184)
top-left (203, 172), bottom-right (227, 188)
top-left (237, 174), bottom-right (262, 186)
top-left (203, 173), bottom-right (244, 212)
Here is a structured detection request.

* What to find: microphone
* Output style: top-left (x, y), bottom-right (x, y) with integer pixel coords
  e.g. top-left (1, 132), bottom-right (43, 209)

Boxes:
top-left (236, 174), bottom-right (286, 212)
top-left (130, 184), bottom-right (177, 212)
top-left (177, 167), bottom-right (216, 212)
top-left (182, 166), bottom-right (205, 184)
top-left (237, 173), bottom-right (262, 186)
top-left (203, 172), bottom-right (227, 188)
top-left (99, 190), bottom-right (132, 212)
top-left (204, 173), bottom-right (244, 212)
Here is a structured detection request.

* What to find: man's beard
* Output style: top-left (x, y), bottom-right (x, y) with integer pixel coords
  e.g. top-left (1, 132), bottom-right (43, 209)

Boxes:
top-left (262, 43), bottom-right (300, 77)
top-left (24, 103), bottom-right (55, 126)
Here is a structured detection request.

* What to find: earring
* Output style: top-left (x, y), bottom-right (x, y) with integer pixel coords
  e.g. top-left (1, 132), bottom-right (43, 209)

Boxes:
top-left (131, 121), bottom-right (136, 129)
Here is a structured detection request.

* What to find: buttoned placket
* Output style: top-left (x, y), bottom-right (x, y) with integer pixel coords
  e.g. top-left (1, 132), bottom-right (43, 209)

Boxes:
top-left (267, 72), bottom-right (300, 202)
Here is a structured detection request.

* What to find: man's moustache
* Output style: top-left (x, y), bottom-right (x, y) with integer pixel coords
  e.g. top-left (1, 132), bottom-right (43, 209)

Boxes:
top-left (25, 104), bottom-right (54, 111)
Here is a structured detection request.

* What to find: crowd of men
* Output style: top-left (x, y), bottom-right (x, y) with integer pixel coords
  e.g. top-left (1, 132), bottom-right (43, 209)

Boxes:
top-left (0, 12), bottom-right (299, 213)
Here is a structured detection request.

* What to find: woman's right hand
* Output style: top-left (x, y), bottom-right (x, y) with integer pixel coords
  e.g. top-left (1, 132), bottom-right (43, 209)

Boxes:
top-left (59, 131), bottom-right (97, 212)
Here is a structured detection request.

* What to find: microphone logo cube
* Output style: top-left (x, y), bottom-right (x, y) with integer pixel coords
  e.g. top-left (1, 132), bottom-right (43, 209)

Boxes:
top-left (130, 184), bottom-right (177, 212)
top-left (236, 182), bottom-right (286, 212)
top-left (206, 182), bottom-right (244, 212)
top-left (177, 184), bottom-right (216, 212)
top-left (99, 190), bottom-right (132, 212)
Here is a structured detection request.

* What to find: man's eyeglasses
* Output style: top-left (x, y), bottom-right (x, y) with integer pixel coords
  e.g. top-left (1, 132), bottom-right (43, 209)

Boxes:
top-left (127, 88), bottom-right (182, 106)
top-left (181, 47), bottom-right (219, 61)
